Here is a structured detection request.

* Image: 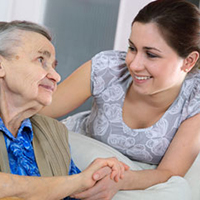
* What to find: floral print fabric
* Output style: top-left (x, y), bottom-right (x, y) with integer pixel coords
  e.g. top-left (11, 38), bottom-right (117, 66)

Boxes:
top-left (0, 118), bottom-right (80, 177)
top-left (0, 118), bottom-right (40, 176)
top-left (67, 50), bottom-right (200, 165)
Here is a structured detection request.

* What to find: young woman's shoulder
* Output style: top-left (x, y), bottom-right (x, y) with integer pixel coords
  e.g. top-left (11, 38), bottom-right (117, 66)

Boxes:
top-left (91, 50), bottom-right (126, 70)
top-left (181, 69), bottom-right (200, 119)
top-left (90, 50), bottom-right (129, 96)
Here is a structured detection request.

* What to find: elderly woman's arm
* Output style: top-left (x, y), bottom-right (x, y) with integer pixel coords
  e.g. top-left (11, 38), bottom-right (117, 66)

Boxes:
top-left (0, 172), bottom-right (83, 200)
top-left (72, 113), bottom-right (200, 199)
top-left (0, 157), bottom-right (128, 200)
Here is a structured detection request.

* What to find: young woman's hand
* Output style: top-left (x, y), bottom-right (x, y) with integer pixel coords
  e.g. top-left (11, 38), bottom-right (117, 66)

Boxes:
top-left (73, 157), bottom-right (129, 194)
top-left (71, 174), bottom-right (124, 200)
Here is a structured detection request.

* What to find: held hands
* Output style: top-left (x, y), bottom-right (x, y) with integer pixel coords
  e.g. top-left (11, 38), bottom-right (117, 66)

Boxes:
top-left (91, 157), bottom-right (129, 183)
top-left (72, 174), bottom-right (122, 200)
top-left (71, 157), bottom-right (129, 198)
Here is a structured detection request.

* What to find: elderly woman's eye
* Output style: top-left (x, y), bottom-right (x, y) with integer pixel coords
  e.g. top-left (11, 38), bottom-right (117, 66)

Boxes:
top-left (38, 56), bottom-right (44, 63)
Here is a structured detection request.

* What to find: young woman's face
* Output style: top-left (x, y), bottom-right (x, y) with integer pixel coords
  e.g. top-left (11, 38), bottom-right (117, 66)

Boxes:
top-left (1, 30), bottom-right (61, 107)
top-left (126, 22), bottom-right (187, 96)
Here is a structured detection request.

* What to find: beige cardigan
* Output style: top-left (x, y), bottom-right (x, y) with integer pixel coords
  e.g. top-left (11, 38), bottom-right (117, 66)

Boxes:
top-left (0, 114), bottom-right (71, 177)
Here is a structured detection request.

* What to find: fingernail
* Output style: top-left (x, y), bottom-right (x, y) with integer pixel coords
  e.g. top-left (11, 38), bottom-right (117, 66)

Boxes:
top-left (93, 174), bottom-right (99, 180)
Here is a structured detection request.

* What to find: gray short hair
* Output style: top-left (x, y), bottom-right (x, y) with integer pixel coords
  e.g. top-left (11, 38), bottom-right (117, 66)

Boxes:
top-left (0, 20), bottom-right (52, 59)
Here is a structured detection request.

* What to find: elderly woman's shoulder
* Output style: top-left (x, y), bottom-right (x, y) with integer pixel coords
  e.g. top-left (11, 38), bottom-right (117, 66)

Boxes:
top-left (30, 114), bottom-right (68, 136)
top-left (30, 113), bottom-right (60, 123)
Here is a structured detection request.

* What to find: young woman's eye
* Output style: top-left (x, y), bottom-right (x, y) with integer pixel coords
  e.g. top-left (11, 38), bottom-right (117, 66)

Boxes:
top-left (128, 46), bottom-right (136, 52)
top-left (147, 52), bottom-right (158, 58)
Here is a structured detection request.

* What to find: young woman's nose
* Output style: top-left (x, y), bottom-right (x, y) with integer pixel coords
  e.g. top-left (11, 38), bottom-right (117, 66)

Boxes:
top-left (129, 53), bottom-right (144, 71)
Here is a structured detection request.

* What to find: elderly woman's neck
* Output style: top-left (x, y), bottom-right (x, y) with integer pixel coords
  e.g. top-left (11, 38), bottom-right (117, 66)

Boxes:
top-left (1, 113), bottom-right (26, 137)
top-left (0, 85), bottom-right (43, 136)
top-left (0, 102), bottom-right (42, 137)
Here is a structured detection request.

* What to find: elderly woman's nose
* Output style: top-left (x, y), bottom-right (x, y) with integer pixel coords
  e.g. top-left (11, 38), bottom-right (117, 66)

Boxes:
top-left (47, 68), bottom-right (61, 83)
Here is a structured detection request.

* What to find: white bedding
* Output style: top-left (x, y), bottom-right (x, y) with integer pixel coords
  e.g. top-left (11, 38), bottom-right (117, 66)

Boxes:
top-left (68, 131), bottom-right (200, 200)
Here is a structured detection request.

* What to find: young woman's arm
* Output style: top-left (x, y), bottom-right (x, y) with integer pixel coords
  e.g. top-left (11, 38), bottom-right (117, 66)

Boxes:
top-left (72, 113), bottom-right (200, 199)
top-left (40, 60), bottom-right (92, 118)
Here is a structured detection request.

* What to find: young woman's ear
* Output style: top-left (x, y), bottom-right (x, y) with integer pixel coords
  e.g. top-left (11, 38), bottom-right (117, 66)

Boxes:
top-left (182, 51), bottom-right (199, 73)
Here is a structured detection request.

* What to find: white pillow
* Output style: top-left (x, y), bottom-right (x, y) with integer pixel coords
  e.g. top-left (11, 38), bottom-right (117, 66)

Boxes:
top-left (69, 131), bottom-right (193, 200)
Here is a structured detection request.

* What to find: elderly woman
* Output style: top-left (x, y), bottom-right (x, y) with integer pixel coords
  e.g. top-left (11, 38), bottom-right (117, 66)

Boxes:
top-left (0, 21), bottom-right (128, 200)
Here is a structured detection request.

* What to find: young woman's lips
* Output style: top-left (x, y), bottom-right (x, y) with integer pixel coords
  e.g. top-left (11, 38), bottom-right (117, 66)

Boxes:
top-left (133, 75), bottom-right (152, 83)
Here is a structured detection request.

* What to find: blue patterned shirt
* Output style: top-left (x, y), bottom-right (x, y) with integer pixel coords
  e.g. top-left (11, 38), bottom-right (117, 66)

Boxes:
top-left (0, 117), bottom-right (80, 199)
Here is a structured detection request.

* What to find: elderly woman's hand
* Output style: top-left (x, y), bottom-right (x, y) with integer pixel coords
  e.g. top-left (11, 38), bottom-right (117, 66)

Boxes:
top-left (71, 174), bottom-right (123, 200)
top-left (71, 157), bottom-right (129, 196)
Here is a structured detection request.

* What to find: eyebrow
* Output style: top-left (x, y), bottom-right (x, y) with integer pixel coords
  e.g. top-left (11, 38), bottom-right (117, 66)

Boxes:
top-left (38, 50), bottom-right (51, 58)
top-left (128, 39), bottom-right (161, 53)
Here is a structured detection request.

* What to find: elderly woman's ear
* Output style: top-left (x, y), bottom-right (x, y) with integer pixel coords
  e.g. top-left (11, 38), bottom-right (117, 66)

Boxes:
top-left (0, 56), bottom-right (5, 77)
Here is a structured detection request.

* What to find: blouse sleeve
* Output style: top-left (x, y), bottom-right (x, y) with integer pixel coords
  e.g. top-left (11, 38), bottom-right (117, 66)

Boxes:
top-left (181, 69), bottom-right (200, 121)
top-left (90, 50), bottom-right (127, 96)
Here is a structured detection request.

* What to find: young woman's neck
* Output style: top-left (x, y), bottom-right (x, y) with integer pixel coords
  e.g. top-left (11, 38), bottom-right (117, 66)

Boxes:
top-left (129, 82), bottom-right (183, 111)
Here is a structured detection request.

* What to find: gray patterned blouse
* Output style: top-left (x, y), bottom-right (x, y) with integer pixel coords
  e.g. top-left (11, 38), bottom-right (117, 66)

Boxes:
top-left (67, 50), bottom-right (200, 165)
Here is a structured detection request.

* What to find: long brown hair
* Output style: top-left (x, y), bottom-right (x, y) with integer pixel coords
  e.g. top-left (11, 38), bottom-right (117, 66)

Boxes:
top-left (133, 0), bottom-right (200, 68)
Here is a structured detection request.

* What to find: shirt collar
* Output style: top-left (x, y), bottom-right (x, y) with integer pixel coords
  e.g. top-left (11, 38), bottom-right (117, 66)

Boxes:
top-left (0, 118), bottom-right (33, 141)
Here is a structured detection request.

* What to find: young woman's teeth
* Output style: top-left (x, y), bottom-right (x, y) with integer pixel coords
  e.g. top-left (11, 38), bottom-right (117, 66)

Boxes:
top-left (135, 75), bottom-right (151, 80)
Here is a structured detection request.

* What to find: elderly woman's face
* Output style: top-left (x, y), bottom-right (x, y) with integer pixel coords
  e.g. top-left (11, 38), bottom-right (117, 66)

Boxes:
top-left (1, 30), bottom-right (61, 107)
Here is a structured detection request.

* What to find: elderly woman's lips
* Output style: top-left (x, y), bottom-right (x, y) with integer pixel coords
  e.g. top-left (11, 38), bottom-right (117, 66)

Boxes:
top-left (39, 84), bottom-right (54, 92)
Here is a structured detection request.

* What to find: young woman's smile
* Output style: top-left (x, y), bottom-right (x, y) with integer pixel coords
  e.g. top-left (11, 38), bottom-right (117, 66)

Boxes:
top-left (126, 22), bottom-right (186, 96)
